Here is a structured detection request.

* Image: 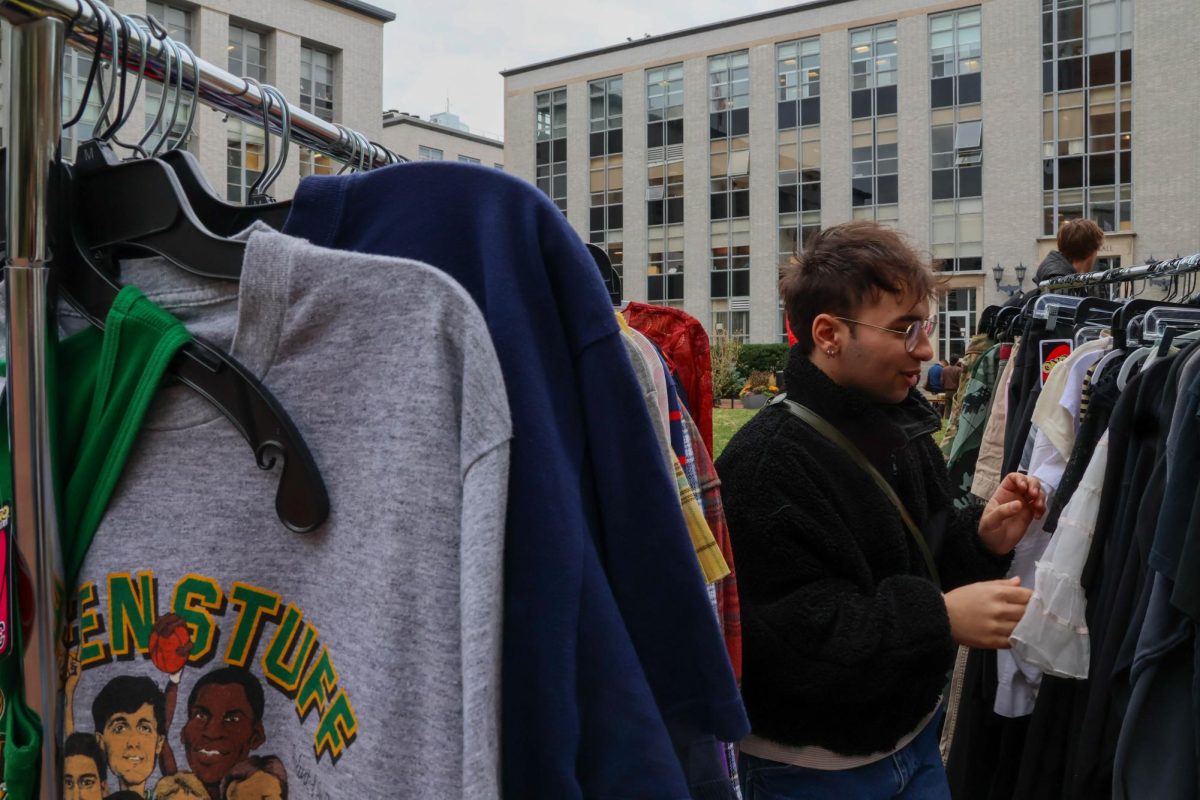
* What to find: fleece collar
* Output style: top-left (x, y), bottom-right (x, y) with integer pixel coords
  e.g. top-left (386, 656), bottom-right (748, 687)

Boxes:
top-left (781, 348), bottom-right (941, 466)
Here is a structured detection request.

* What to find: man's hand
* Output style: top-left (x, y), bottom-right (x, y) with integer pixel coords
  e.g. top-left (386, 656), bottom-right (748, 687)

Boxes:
top-left (944, 578), bottom-right (1033, 649)
top-left (979, 472), bottom-right (1046, 555)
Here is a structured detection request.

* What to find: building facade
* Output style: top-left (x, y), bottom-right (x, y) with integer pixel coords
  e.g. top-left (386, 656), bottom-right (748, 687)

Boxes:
top-left (502, 0), bottom-right (1200, 356)
top-left (3, 0), bottom-right (393, 203)
top-left (380, 110), bottom-right (504, 167)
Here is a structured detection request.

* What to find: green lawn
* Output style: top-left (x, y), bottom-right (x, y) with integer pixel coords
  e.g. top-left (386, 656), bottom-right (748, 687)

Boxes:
top-left (713, 407), bottom-right (950, 461)
top-left (713, 407), bottom-right (760, 460)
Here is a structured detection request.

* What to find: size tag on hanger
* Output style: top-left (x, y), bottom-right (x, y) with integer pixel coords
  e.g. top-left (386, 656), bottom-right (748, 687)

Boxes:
top-left (1040, 339), bottom-right (1073, 386)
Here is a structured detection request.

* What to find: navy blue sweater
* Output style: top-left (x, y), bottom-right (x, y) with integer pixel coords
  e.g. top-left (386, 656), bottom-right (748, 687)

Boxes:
top-left (284, 163), bottom-right (748, 798)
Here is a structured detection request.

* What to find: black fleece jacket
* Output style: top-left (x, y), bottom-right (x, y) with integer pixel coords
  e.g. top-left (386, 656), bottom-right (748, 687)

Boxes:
top-left (716, 350), bottom-right (1012, 756)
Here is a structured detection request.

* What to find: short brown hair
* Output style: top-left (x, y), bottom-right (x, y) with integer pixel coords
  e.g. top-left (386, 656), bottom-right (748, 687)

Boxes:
top-left (780, 222), bottom-right (939, 356)
top-left (1056, 218), bottom-right (1105, 262)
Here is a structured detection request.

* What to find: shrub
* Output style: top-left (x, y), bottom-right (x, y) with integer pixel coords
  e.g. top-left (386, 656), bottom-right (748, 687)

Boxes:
top-left (738, 343), bottom-right (789, 375)
top-left (711, 334), bottom-right (744, 401)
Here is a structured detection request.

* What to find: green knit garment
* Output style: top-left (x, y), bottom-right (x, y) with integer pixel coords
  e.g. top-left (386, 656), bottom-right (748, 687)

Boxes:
top-left (0, 286), bottom-right (190, 799)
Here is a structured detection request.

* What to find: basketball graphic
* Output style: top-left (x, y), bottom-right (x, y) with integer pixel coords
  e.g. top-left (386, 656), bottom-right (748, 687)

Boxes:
top-left (149, 613), bottom-right (194, 673)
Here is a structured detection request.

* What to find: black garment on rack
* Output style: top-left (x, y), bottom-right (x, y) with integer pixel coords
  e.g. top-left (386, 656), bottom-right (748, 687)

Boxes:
top-left (1069, 355), bottom-right (1179, 799)
top-left (945, 647), bottom-right (1029, 800)
top-left (1007, 348), bottom-right (1121, 799)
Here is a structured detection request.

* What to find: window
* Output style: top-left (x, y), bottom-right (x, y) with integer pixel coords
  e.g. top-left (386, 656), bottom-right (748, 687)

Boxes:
top-left (1042, 0), bottom-right (1132, 234)
top-left (494, 163), bottom-right (504, 170)
top-left (938, 288), bottom-right (977, 359)
top-left (710, 51), bottom-right (751, 319)
top-left (930, 8), bottom-right (983, 271)
top-left (709, 51), bottom-right (750, 139)
top-left (589, 76), bottom-right (624, 288)
top-left (144, 2), bottom-right (194, 152)
top-left (850, 23), bottom-right (898, 223)
top-left (647, 64), bottom-right (685, 306)
top-left (300, 45), bottom-right (335, 122)
top-left (535, 88), bottom-right (568, 212)
top-left (418, 146), bottom-right (443, 161)
top-left (228, 24), bottom-right (267, 81)
top-left (226, 123), bottom-right (265, 203)
top-left (777, 37), bottom-right (822, 267)
top-left (225, 25), bottom-right (269, 204)
top-left (299, 148), bottom-right (335, 177)
top-left (712, 305), bottom-right (750, 344)
top-left (300, 45), bottom-right (337, 177)
top-left (458, 155), bottom-right (481, 164)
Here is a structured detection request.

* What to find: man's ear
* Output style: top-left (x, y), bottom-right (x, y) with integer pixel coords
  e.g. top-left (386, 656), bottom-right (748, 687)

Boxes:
top-left (812, 313), bottom-right (840, 353)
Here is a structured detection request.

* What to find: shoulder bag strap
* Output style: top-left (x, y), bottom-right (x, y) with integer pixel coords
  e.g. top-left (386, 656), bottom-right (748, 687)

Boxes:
top-left (768, 393), bottom-right (941, 586)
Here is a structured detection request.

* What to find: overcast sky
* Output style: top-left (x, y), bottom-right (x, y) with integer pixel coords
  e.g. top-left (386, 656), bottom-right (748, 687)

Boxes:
top-left (372, 0), bottom-right (797, 140)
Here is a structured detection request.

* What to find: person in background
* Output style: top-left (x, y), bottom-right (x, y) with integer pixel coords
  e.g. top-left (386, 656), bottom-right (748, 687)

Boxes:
top-left (941, 355), bottom-right (963, 419)
top-left (925, 359), bottom-right (946, 396)
top-left (718, 221), bottom-right (1045, 800)
top-left (1006, 218), bottom-right (1105, 306)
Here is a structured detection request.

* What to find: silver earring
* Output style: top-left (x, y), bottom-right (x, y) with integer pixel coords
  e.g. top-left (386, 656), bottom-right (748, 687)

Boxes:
top-left (826, 348), bottom-right (836, 356)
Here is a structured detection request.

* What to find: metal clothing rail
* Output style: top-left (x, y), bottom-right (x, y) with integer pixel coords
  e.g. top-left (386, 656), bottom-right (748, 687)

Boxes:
top-left (0, 0), bottom-right (399, 170)
top-left (1038, 252), bottom-right (1200, 290)
top-left (4, 14), bottom-right (66, 800)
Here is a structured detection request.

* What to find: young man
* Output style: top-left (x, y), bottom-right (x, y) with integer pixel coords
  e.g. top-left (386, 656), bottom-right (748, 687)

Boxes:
top-left (718, 222), bottom-right (1044, 799)
top-left (1006, 218), bottom-right (1104, 306)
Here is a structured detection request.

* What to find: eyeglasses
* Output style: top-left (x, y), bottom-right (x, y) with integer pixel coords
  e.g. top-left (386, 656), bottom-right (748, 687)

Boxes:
top-left (834, 317), bottom-right (937, 354)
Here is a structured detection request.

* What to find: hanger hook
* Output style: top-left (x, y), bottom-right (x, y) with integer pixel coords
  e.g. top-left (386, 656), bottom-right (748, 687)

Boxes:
top-left (335, 124), bottom-right (356, 175)
top-left (92, 2), bottom-right (124, 138)
top-left (63, 0), bottom-right (107, 133)
top-left (168, 41), bottom-right (202, 151)
top-left (155, 36), bottom-right (189, 156)
top-left (136, 16), bottom-right (173, 152)
top-left (263, 85), bottom-right (292, 193)
top-left (105, 12), bottom-right (151, 147)
top-left (242, 77), bottom-right (275, 203)
top-left (253, 85), bottom-right (291, 200)
top-left (104, 13), bottom-right (152, 157)
top-left (353, 129), bottom-right (370, 172)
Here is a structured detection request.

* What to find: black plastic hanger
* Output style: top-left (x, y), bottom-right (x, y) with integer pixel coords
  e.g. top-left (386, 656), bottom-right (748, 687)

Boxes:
top-left (160, 149), bottom-right (291, 235)
top-left (1111, 298), bottom-right (1197, 351)
top-left (992, 306), bottom-right (1020, 343)
top-left (977, 305), bottom-right (1001, 338)
top-left (587, 243), bottom-right (622, 306)
top-left (49, 155), bottom-right (329, 533)
top-left (72, 140), bottom-right (245, 279)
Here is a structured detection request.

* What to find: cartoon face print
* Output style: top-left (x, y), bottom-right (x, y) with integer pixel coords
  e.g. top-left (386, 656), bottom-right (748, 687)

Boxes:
top-left (99, 702), bottom-right (164, 789)
top-left (225, 769), bottom-right (284, 800)
top-left (63, 753), bottom-right (105, 800)
top-left (181, 681), bottom-right (266, 788)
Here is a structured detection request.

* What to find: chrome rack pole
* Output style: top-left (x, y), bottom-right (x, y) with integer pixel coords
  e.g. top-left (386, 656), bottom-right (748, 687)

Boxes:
top-left (4, 14), bottom-right (66, 800)
top-left (1038, 253), bottom-right (1200, 291)
top-left (2, 0), bottom-right (396, 169)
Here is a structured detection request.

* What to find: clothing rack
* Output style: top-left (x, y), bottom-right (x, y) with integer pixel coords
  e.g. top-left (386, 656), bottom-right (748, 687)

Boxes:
top-left (1038, 252), bottom-right (1200, 291)
top-left (2, 0), bottom-right (400, 170)
top-left (0, 1), bottom-right (397, 795)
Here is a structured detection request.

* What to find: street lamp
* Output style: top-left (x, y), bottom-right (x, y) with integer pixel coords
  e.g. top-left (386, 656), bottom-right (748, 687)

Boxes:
top-left (993, 262), bottom-right (1025, 297)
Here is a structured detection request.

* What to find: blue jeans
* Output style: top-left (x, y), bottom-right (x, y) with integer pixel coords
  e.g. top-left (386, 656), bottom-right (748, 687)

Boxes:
top-left (739, 709), bottom-right (951, 800)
